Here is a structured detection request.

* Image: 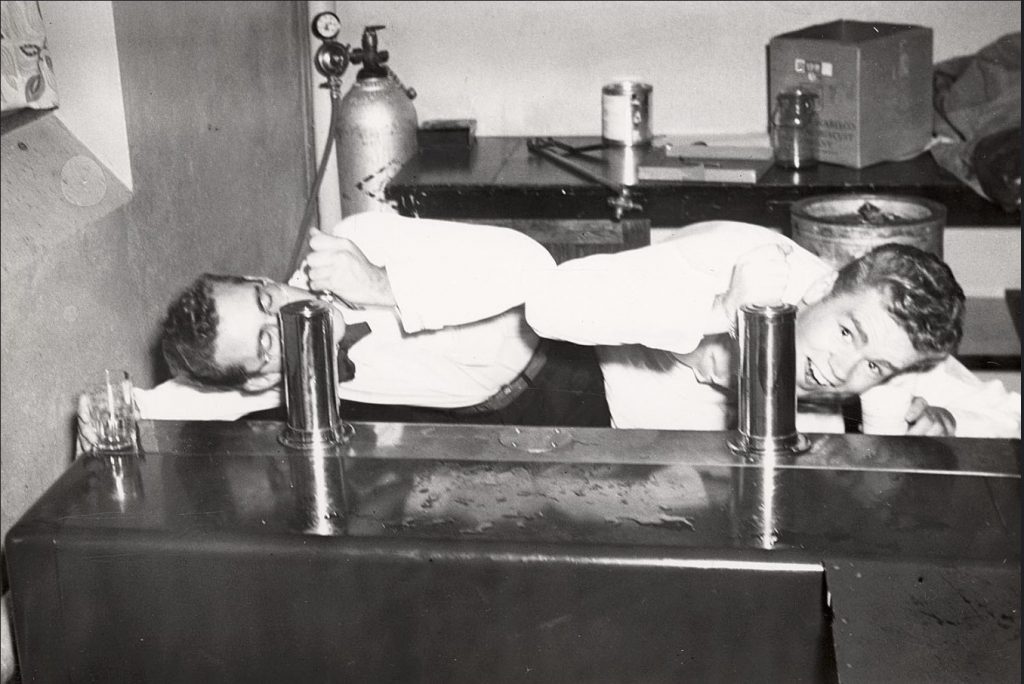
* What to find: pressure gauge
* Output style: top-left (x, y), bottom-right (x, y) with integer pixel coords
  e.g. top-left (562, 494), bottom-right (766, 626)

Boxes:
top-left (312, 11), bottom-right (341, 41)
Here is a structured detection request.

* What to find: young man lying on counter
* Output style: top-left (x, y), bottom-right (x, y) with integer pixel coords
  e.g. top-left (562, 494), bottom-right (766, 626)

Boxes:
top-left (78, 213), bottom-right (1020, 448)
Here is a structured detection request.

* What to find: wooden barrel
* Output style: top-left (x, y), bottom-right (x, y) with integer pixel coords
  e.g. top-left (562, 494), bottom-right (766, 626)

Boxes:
top-left (790, 194), bottom-right (946, 269)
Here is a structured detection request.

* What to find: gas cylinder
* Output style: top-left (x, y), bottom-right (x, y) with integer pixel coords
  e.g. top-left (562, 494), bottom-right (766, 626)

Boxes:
top-left (335, 25), bottom-right (418, 216)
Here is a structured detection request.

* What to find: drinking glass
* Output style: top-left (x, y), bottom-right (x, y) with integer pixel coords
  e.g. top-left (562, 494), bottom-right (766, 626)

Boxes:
top-left (83, 369), bottom-right (137, 452)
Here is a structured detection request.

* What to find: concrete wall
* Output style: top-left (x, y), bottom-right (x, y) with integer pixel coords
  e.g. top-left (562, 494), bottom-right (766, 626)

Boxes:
top-left (1, 1), bottom-right (313, 552)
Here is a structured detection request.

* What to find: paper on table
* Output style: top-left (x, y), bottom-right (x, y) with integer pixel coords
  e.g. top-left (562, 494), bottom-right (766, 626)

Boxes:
top-left (654, 132), bottom-right (774, 161)
top-left (638, 153), bottom-right (774, 184)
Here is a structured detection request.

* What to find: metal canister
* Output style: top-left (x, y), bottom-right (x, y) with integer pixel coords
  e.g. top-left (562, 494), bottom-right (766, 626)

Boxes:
top-left (336, 72), bottom-right (418, 215)
top-left (335, 26), bottom-right (418, 216)
top-left (602, 81), bottom-right (652, 147)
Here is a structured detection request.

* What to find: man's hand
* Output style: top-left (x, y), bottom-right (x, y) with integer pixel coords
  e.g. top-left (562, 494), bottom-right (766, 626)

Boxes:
top-left (905, 397), bottom-right (957, 436)
top-left (674, 333), bottom-right (738, 390)
top-left (304, 228), bottom-right (396, 307)
top-left (716, 243), bottom-right (793, 333)
top-left (76, 392), bottom-right (98, 456)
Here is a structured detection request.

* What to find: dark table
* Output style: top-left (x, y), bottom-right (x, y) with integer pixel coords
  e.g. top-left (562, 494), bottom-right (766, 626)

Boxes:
top-left (388, 137), bottom-right (1020, 229)
top-left (6, 420), bottom-right (1020, 683)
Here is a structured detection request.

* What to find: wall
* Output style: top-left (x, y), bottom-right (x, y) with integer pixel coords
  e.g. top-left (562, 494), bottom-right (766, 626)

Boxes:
top-left (1, 1), bottom-right (313, 551)
top-left (333, 1), bottom-right (1019, 137)
top-left (41, 0), bottom-right (132, 189)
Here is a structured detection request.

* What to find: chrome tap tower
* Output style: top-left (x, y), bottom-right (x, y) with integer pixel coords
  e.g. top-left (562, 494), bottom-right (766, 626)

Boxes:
top-left (729, 303), bottom-right (810, 458)
top-left (278, 300), bottom-right (349, 449)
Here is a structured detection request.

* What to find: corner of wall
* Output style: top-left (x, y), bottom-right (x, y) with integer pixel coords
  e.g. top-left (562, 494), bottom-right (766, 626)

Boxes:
top-left (1, 112), bottom-right (132, 275)
top-left (39, 0), bottom-right (133, 191)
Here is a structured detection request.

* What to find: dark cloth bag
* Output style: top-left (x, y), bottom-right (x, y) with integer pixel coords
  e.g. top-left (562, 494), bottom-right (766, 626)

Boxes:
top-left (931, 32), bottom-right (1021, 213)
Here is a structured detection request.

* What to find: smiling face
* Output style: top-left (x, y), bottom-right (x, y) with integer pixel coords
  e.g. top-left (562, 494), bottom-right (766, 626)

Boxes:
top-left (794, 286), bottom-right (943, 398)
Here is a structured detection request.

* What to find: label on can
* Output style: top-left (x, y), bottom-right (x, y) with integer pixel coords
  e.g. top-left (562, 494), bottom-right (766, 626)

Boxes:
top-left (602, 82), bottom-right (652, 146)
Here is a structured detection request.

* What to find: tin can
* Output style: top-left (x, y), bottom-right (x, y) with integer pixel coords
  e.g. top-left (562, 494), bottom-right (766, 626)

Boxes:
top-left (602, 81), bottom-right (652, 147)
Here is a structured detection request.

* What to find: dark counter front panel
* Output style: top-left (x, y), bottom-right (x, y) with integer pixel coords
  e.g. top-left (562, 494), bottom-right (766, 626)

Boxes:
top-left (5, 421), bottom-right (1020, 683)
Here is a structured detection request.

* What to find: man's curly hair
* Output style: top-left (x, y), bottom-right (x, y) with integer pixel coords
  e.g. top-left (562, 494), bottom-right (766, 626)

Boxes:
top-left (831, 243), bottom-right (965, 368)
top-left (161, 274), bottom-right (253, 388)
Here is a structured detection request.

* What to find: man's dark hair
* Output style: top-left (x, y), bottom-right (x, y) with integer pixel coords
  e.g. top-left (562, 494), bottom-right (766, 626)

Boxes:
top-left (161, 274), bottom-right (254, 388)
top-left (831, 243), bottom-right (965, 367)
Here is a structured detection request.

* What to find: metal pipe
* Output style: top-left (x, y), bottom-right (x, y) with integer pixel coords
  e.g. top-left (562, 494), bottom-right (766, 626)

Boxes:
top-left (728, 303), bottom-right (810, 458)
top-left (526, 138), bottom-right (643, 220)
top-left (278, 300), bottom-right (349, 449)
top-left (527, 138), bottom-right (622, 193)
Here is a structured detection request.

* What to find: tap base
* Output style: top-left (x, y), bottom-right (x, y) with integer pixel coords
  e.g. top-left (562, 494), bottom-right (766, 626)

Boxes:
top-left (727, 432), bottom-right (812, 461)
top-left (279, 422), bottom-right (354, 450)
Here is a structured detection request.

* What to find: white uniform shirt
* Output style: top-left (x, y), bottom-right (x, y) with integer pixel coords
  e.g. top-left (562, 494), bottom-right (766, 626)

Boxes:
top-left (135, 213), bottom-right (556, 420)
top-left (526, 221), bottom-right (1021, 438)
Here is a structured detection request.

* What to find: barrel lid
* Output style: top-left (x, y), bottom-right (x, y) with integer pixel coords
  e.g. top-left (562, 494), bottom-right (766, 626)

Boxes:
top-left (791, 194), bottom-right (947, 225)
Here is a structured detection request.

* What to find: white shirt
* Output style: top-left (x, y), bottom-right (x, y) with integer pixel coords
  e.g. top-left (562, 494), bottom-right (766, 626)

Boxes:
top-left (135, 213), bottom-right (556, 420)
top-left (526, 221), bottom-right (1021, 438)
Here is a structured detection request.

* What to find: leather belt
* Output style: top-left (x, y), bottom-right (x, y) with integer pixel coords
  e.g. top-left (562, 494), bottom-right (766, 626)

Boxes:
top-left (453, 342), bottom-right (548, 415)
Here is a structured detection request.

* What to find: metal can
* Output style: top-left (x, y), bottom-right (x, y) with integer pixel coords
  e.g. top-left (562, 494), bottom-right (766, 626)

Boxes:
top-left (602, 81), bottom-right (652, 147)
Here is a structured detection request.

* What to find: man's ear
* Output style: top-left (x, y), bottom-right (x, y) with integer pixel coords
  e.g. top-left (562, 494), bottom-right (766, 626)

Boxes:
top-left (801, 271), bottom-right (838, 306)
top-left (242, 372), bottom-right (281, 393)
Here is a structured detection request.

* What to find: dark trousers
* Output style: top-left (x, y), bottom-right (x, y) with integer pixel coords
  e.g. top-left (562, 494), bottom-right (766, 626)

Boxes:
top-left (336, 341), bottom-right (610, 427)
top-left (243, 341), bottom-right (610, 427)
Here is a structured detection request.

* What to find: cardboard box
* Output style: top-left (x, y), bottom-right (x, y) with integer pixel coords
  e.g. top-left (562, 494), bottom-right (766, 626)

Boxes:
top-left (769, 20), bottom-right (933, 168)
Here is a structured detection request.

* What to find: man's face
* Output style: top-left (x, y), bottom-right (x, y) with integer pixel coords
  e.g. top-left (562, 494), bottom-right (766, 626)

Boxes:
top-left (208, 278), bottom-right (321, 389)
top-left (794, 286), bottom-right (941, 398)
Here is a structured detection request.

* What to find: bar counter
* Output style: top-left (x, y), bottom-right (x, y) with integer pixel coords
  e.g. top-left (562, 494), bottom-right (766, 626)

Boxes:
top-left (6, 420), bottom-right (1020, 683)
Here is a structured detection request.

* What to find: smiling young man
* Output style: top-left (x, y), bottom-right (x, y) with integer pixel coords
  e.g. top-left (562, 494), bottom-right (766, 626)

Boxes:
top-left (525, 221), bottom-right (1020, 438)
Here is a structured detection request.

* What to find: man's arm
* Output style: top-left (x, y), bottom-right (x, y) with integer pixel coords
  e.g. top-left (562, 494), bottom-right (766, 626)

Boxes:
top-left (881, 358), bottom-right (1021, 438)
top-left (524, 242), bottom-right (725, 354)
top-left (525, 226), bottom-right (818, 355)
top-left (76, 379), bottom-right (281, 454)
top-left (132, 378), bottom-right (281, 421)
top-left (308, 214), bottom-right (557, 333)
